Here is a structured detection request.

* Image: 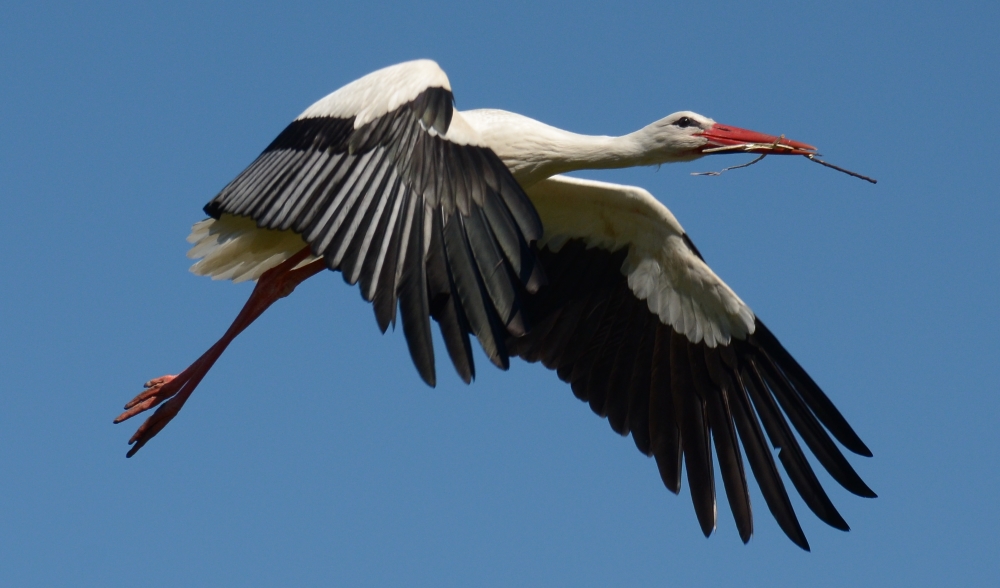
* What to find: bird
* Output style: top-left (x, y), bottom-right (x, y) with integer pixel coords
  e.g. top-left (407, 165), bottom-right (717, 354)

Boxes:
top-left (115, 59), bottom-right (875, 551)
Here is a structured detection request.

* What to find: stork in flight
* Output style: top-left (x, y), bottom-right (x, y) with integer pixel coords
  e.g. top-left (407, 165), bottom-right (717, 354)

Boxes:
top-left (115, 60), bottom-right (874, 550)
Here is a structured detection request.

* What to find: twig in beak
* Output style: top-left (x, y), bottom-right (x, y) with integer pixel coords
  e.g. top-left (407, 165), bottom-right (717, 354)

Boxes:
top-left (694, 132), bottom-right (878, 184)
top-left (806, 155), bottom-right (877, 184)
top-left (691, 153), bottom-right (768, 177)
top-left (692, 134), bottom-right (783, 177)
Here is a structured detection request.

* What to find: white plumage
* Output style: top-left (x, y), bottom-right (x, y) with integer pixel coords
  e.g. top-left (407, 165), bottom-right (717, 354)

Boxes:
top-left (525, 174), bottom-right (754, 347)
top-left (187, 216), bottom-right (315, 283)
top-left (299, 60), bottom-right (451, 127)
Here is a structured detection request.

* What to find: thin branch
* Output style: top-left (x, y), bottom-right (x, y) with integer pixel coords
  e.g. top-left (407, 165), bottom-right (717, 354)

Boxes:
top-left (691, 153), bottom-right (768, 177)
top-left (806, 155), bottom-right (877, 184)
top-left (694, 130), bottom-right (878, 184)
top-left (693, 133), bottom-right (785, 177)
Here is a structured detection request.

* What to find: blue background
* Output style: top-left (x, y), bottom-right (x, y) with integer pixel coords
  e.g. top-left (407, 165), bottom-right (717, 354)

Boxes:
top-left (2, 1), bottom-right (998, 585)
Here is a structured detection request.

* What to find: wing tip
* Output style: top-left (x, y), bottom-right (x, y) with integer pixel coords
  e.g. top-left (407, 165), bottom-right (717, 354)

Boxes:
top-left (417, 363), bottom-right (437, 388)
top-left (853, 442), bottom-right (875, 459)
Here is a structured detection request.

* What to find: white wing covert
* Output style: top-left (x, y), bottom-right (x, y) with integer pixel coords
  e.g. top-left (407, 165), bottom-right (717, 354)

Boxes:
top-left (527, 175), bottom-right (754, 347)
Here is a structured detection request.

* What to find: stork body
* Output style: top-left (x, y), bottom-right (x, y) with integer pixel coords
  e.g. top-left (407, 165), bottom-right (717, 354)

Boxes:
top-left (117, 60), bottom-right (873, 550)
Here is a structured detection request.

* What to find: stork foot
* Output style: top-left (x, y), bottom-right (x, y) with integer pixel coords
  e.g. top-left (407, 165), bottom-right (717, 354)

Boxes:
top-left (115, 374), bottom-right (181, 423)
top-left (115, 375), bottom-right (179, 422)
top-left (115, 337), bottom-right (227, 455)
top-left (122, 389), bottom-right (187, 457)
top-left (115, 368), bottom-right (201, 457)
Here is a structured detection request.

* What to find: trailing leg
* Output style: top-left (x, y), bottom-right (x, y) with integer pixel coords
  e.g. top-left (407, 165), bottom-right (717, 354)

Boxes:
top-left (115, 248), bottom-right (325, 456)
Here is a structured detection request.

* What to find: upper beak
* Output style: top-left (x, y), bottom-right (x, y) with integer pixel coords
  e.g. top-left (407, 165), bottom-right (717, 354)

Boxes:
top-left (697, 123), bottom-right (817, 155)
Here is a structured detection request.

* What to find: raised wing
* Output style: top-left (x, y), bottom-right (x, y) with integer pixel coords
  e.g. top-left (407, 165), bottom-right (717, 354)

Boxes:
top-left (202, 60), bottom-right (544, 385)
top-left (511, 175), bottom-right (874, 550)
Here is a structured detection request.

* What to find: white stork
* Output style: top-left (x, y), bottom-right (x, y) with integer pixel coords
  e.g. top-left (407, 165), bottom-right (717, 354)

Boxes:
top-left (116, 60), bottom-right (874, 550)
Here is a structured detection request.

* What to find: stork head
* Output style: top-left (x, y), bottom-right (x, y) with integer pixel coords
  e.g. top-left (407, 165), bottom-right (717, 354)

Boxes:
top-left (645, 111), bottom-right (817, 162)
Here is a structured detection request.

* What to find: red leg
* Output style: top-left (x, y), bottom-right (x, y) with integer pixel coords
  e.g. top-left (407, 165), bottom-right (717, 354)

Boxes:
top-left (115, 247), bottom-right (326, 457)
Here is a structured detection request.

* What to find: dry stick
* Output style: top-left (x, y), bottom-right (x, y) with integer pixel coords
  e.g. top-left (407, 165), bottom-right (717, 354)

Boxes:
top-left (693, 134), bottom-right (879, 184)
top-left (692, 133), bottom-right (785, 177)
top-left (806, 154), bottom-right (878, 184)
top-left (691, 153), bottom-right (768, 177)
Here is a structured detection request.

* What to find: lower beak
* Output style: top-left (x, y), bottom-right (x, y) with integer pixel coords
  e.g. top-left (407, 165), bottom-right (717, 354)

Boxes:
top-left (698, 123), bottom-right (817, 155)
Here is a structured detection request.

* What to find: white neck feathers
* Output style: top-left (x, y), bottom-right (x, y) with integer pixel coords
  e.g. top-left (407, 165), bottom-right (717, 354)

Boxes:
top-left (460, 109), bottom-right (690, 187)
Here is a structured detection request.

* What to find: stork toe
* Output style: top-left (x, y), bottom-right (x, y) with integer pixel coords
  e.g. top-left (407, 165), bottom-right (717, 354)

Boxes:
top-left (125, 397), bottom-right (186, 457)
top-left (114, 374), bottom-right (180, 423)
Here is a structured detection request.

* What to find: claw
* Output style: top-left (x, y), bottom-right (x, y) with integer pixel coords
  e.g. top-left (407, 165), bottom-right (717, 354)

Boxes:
top-left (144, 375), bottom-right (176, 390)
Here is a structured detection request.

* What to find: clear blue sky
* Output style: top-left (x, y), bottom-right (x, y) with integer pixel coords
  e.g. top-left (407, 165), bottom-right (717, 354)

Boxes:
top-left (2, 1), bottom-right (998, 586)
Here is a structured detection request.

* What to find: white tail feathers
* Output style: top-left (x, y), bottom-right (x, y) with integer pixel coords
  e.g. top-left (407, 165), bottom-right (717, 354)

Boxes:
top-left (187, 215), bottom-right (318, 283)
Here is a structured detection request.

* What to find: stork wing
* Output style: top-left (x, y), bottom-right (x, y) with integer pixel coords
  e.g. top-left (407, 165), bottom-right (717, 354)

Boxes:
top-left (511, 175), bottom-right (873, 550)
top-left (203, 60), bottom-right (543, 386)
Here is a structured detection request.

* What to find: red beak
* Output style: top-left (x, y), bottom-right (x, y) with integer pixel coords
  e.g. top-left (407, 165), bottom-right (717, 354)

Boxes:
top-left (698, 123), bottom-right (817, 155)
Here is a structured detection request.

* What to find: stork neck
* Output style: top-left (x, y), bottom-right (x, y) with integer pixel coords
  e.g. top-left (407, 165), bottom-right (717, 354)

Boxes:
top-left (508, 122), bottom-right (668, 187)
top-left (545, 130), bottom-right (650, 174)
top-left (463, 110), bottom-right (675, 187)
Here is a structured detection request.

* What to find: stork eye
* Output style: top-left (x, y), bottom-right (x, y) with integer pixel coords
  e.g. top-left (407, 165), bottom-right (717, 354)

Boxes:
top-left (673, 116), bottom-right (696, 128)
